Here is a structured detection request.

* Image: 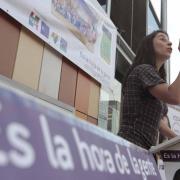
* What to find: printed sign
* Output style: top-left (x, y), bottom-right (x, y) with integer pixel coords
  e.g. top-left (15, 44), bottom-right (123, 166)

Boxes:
top-left (161, 150), bottom-right (180, 162)
top-left (0, 0), bottom-right (117, 88)
top-left (0, 82), bottom-right (162, 180)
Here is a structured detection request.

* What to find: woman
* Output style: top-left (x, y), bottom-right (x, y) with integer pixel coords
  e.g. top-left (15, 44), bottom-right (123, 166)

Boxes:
top-left (118, 30), bottom-right (180, 150)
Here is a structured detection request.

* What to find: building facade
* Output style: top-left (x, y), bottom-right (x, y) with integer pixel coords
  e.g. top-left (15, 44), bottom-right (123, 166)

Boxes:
top-left (0, 0), bottom-right (166, 135)
top-left (98, 0), bottom-right (165, 133)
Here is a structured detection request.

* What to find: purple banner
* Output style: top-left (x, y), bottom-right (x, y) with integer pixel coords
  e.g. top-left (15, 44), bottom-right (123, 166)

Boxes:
top-left (0, 84), bottom-right (161, 180)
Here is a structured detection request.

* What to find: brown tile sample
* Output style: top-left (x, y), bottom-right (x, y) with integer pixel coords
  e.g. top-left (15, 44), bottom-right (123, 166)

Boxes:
top-left (59, 58), bottom-right (78, 106)
top-left (87, 116), bottom-right (98, 125)
top-left (75, 110), bottom-right (87, 121)
top-left (0, 10), bottom-right (21, 78)
top-left (75, 70), bottom-right (91, 114)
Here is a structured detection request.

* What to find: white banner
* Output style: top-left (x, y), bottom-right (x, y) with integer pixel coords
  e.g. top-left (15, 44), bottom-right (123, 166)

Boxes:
top-left (1, 0), bottom-right (117, 88)
top-left (168, 105), bottom-right (180, 135)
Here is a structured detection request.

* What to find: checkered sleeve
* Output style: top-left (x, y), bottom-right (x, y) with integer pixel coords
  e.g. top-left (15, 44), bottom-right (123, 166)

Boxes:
top-left (138, 64), bottom-right (166, 89)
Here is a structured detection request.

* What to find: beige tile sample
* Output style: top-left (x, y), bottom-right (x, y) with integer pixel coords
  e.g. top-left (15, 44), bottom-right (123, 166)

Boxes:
top-left (13, 27), bottom-right (44, 89)
top-left (38, 44), bottom-right (62, 98)
top-left (88, 81), bottom-right (100, 118)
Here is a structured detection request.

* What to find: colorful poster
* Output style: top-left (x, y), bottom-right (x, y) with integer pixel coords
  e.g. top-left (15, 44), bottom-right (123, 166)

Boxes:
top-left (0, 0), bottom-right (117, 88)
top-left (0, 82), bottom-right (162, 180)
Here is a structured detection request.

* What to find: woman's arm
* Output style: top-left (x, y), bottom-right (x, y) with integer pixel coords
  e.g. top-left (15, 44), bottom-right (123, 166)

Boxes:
top-left (159, 116), bottom-right (177, 139)
top-left (149, 72), bottom-right (180, 105)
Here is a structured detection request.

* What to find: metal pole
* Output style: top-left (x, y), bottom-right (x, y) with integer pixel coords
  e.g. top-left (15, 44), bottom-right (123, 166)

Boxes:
top-left (161, 0), bottom-right (167, 30)
top-left (107, 0), bottom-right (111, 17)
top-left (161, 0), bottom-right (170, 83)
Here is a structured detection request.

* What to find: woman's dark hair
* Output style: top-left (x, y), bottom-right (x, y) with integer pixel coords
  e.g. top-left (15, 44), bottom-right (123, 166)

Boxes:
top-left (123, 30), bottom-right (168, 92)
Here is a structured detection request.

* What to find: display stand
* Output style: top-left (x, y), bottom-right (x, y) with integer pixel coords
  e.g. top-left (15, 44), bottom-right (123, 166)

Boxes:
top-left (150, 136), bottom-right (180, 180)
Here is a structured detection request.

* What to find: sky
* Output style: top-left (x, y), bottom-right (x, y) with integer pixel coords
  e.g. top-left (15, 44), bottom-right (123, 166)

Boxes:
top-left (151, 0), bottom-right (180, 83)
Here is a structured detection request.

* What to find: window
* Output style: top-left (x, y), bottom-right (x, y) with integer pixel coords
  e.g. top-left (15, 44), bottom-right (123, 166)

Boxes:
top-left (147, 2), bottom-right (161, 34)
top-left (115, 48), bottom-right (131, 83)
top-left (98, 80), bottom-right (121, 134)
top-left (97, 0), bottom-right (108, 12)
top-left (150, 0), bottom-right (161, 21)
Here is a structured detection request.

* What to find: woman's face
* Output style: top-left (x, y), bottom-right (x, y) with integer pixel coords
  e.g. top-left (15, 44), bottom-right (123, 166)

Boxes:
top-left (153, 32), bottom-right (172, 61)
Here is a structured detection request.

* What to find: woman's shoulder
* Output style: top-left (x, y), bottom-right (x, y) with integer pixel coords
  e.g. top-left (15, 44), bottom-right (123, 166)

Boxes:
top-left (132, 64), bottom-right (156, 75)
top-left (134, 64), bottom-right (155, 71)
top-left (127, 64), bottom-right (159, 82)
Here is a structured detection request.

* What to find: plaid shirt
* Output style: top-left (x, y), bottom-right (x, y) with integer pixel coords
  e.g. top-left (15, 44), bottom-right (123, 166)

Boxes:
top-left (118, 64), bottom-right (167, 149)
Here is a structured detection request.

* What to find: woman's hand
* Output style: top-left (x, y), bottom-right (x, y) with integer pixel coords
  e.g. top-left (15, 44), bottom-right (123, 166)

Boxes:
top-left (159, 116), bottom-right (177, 139)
